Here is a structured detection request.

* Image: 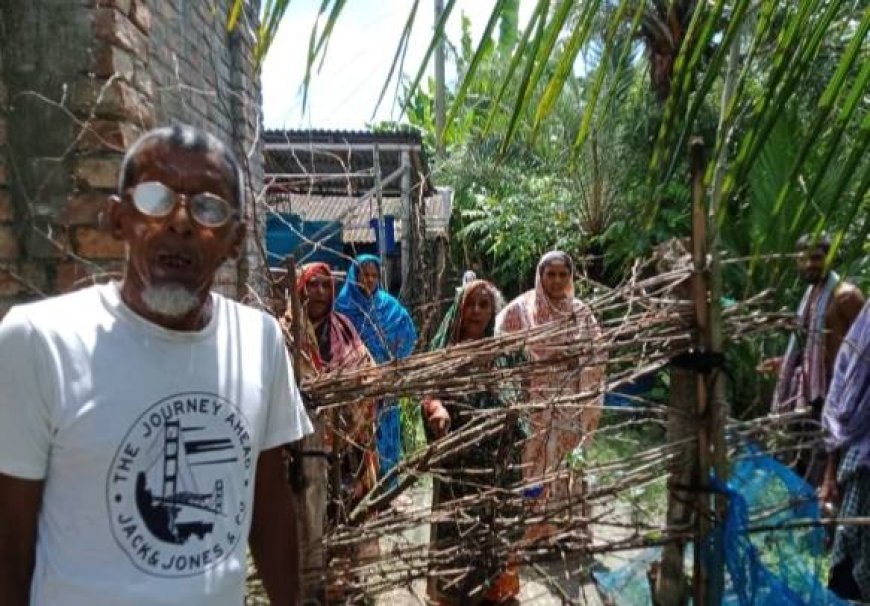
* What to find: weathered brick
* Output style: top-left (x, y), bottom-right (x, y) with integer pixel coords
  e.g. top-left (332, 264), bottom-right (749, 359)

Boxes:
top-left (70, 78), bottom-right (154, 125)
top-left (23, 223), bottom-right (70, 259)
top-left (0, 270), bottom-right (23, 297)
top-left (0, 190), bottom-right (12, 222)
top-left (0, 263), bottom-right (48, 297)
top-left (129, 0), bottom-right (152, 33)
top-left (133, 72), bottom-right (154, 100)
top-left (73, 157), bottom-right (121, 190)
top-left (29, 158), bottom-right (71, 194)
top-left (93, 44), bottom-right (136, 81)
top-left (55, 261), bottom-right (85, 293)
top-left (77, 120), bottom-right (142, 153)
top-left (96, 0), bottom-right (132, 12)
top-left (55, 260), bottom-right (99, 293)
top-left (0, 225), bottom-right (20, 259)
top-left (65, 191), bottom-right (111, 226)
top-left (95, 8), bottom-right (148, 59)
top-left (57, 259), bottom-right (123, 293)
top-left (75, 226), bottom-right (126, 259)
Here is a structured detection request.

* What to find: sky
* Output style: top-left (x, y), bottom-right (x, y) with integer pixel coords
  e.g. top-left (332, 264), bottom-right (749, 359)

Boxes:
top-left (261, 1), bottom-right (531, 131)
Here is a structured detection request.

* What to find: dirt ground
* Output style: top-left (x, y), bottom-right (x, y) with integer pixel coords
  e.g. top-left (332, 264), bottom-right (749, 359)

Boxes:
top-left (372, 479), bottom-right (609, 606)
top-left (246, 477), bottom-right (641, 605)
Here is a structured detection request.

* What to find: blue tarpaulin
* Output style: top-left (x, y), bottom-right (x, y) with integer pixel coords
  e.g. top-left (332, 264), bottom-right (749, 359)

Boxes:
top-left (594, 443), bottom-right (847, 605)
top-left (265, 213), bottom-right (347, 269)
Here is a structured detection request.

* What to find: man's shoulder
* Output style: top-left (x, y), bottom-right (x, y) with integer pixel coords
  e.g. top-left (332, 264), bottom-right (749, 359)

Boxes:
top-left (835, 279), bottom-right (863, 296)
top-left (214, 294), bottom-right (282, 336)
top-left (833, 280), bottom-right (865, 305)
top-left (3, 284), bottom-right (105, 330)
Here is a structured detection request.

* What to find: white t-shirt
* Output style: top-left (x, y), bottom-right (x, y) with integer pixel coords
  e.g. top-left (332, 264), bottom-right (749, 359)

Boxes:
top-left (0, 283), bottom-right (312, 606)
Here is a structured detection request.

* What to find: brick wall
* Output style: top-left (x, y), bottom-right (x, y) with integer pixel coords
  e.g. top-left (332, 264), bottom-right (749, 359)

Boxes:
top-left (0, 0), bottom-right (263, 315)
top-left (146, 0), bottom-right (263, 296)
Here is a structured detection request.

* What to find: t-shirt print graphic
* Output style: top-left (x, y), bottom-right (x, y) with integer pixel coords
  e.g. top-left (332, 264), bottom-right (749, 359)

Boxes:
top-left (106, 392), bottom-right (254, 577)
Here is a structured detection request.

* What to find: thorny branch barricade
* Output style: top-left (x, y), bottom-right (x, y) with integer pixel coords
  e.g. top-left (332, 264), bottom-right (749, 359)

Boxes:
top-left (279, 255), bottom-right (380, 604)
top-left (282, 263), bottom-right (791, 604)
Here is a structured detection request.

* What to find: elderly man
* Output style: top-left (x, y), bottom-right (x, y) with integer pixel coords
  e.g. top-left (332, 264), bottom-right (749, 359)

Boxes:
top-left (764, 233), bottom-right (864, 484)
top-left (0, 125), bottom-right (312, 606)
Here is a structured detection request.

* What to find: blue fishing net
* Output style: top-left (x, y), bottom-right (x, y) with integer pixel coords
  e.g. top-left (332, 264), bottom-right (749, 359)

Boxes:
top-left (594, 443), bottom-right (847, 605)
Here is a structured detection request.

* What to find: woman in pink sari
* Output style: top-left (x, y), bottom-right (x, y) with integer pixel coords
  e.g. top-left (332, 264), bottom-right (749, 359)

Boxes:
top-left (282, 262), bottom-right (378, 603)
top-left (495, 251), bottom-right (605, 541)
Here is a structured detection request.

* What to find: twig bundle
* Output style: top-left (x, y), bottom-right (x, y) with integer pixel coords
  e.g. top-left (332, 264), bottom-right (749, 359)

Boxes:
top-left (291, 266), bottom-right (799, 602)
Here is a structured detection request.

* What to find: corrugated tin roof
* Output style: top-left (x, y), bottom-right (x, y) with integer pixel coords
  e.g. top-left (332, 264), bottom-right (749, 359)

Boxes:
top-left (263, 129), bottom-right (435, 197)
top-left (263, 129), bottom-right (425, 146)
top-left (266, 192), bottom-right (449, 243)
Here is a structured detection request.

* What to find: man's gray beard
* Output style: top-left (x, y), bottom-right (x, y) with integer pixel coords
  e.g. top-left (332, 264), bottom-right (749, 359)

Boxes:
top-left (141, 285), bottom-right (200, 318)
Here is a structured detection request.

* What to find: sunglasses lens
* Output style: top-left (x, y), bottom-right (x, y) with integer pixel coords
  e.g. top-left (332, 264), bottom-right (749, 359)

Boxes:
top-left (131, 182), bottom-right (174, 217)
top-left (191, 193), bottom-right (231, 227)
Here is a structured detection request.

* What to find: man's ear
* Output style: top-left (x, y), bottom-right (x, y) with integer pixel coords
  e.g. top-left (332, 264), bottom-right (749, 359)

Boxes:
top-left (106, 195), bottom-right (127, 240)
top-left (226, 221), bottom-right (247, 260)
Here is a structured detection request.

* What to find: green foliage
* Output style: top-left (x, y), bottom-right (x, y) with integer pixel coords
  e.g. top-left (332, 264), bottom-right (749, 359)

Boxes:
top-left (583, 417), bottom-right (668, 524)
top-left (232, 0), bottom-right (870, 415)
top-left (399, 396), bottom-right (427, 457)
top-left (399, 13), bottom-right (691, 290)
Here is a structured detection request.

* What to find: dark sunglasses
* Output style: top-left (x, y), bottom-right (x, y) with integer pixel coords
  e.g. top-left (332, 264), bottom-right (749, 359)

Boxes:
top-left (127, 181), bottom-right (238, 228)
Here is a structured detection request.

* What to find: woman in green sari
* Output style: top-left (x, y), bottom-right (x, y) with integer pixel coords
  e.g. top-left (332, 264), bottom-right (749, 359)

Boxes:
top-left (423, 279), bottom-right (526, 605)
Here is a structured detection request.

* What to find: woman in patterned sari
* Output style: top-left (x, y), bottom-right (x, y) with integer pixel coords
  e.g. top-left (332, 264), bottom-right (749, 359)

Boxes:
top-left (423, 279), bottom-right (526, 605)
top-left (495, 250), bottom-right (605, 542)
top-left (282, 262), bottom-right (378, 603)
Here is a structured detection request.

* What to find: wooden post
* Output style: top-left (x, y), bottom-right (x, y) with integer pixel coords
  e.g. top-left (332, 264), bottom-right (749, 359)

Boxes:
top-left (434, 0), bottom-right (446, 158)
top-left (400, 149), bottom-right (412, 297)
top-left (655, 236), bottom-right (696, 606)
top-left (656, 364), bottom-right (696, 606)
top-left (286, 255), bottom-right (302, 378)
top-left (688, 137), bottom-right (726, 606)
top-left (689, 138), bottom-right (710, 606)
top-left (373, 144), bottom-right (389, 289)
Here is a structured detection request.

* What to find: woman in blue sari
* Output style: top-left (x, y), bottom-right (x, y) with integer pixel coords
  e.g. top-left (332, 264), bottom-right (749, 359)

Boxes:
top-left (335, 254), bottom-right (418, 483)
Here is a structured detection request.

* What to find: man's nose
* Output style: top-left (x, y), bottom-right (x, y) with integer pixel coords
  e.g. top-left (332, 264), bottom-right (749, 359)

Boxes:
top-left (166, 196), bottom-right (195, 235)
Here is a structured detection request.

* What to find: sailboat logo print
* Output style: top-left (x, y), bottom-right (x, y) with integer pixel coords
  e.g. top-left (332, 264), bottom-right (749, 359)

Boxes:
top-left (106, 392), bottom-right (254, 577)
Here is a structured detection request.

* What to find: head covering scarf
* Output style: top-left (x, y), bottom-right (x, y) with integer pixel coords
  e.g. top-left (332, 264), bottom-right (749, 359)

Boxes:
top-left (494, 250), bottom-right (599, 358)
top-left (334, 254), bottom-right (418, 363)
top-left (492, 251), bottom-right (605, 535)
top-left (289, 263), bottom-right (380, 588)
top-left (461, 270), bottom-right (478, 286)
top-left (424, 279), bottom-right (523, 604)
top-left (430, 279), bottom-right (504, 350)
top-left (293, 262), bottom-right (373, 374)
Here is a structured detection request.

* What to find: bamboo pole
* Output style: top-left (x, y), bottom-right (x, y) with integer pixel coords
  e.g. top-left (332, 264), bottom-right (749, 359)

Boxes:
top-left (286, 255), bottom-right (302, 378)
top-left (688, 137), bottom-right (727, 605)
top-left (689, 137), bottom-right (711, 606)
top-left (656, 362), bottom-right (696, 604)
top-left (374, 144), bottom-right (389, 288)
